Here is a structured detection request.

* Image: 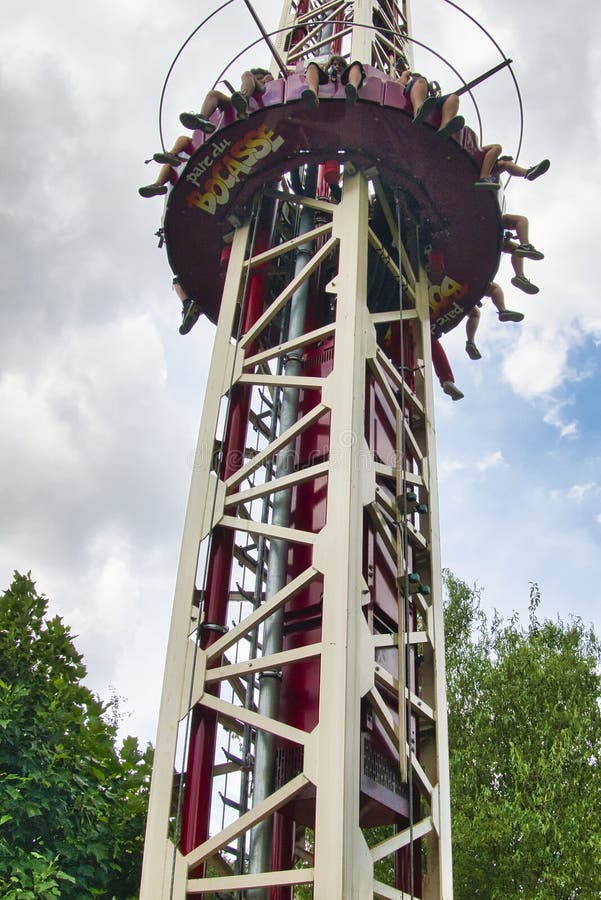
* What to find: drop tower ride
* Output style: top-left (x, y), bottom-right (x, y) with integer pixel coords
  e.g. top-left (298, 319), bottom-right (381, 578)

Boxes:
top-left (140, 1), bottom-right (502, 897)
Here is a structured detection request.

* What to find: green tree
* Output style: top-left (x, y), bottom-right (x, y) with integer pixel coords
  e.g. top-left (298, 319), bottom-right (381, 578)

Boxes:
top-left (0, 572), bottom-right (152, 898)
top-left (444, 571), bottom-right (601, 898)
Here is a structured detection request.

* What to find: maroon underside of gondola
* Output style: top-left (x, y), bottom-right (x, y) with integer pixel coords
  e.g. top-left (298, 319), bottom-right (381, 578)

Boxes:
top-left (164, 71), bottom-right (502, 338)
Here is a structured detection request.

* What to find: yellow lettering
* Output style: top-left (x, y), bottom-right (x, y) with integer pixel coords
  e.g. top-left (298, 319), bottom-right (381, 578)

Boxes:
top-left (440, 275), bottom-right (468, 301)
top-left (428, 284), bottom-right (444, 308)
top-left (204, 176), bottom-right (230, 206)
top-left (230, 138), bottom-right (258, 164)
top-left (187, 191), bottom-right (217, 214)
top-left (224, 155), bottom-right (252, 179)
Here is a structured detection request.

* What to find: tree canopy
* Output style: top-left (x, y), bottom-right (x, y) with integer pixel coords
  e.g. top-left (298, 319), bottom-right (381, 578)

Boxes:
top-left (444, 571), bottom-right (601, 898)
top-left (0, 572), bottom-right (152, 898)
top-left (3, 568), bottom-right (599, 898)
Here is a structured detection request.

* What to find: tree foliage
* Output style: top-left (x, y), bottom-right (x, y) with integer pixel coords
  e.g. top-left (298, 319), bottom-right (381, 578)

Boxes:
top-left (0, 572), bottom-right (152, 898)
top-left (444, 571), bottom-right (601, 898)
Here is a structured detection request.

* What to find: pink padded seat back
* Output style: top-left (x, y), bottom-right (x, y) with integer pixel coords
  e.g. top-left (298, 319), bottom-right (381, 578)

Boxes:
top-left (284, 68), bottom-right (345, 102)
top-left (382, 79), bottom-right (414, 115)
top-left (285, 62), bottom-right (385, 104)
top-left (250, 77), bottom-right (285, 111)
top-left (358, 64), bottom-right (385, 104)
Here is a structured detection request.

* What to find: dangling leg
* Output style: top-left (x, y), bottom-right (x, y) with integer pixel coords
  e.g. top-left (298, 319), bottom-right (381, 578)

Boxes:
top-left (475, 143), bottom-right (502, 190)
top-left (465, 306), bottom-right (482, 359)
top-left (302, 62), bottom-right (321, 107)
top-left (488, 281), bottom-right (524, 322)
top-left (179, 89), bottom-right (228, 132)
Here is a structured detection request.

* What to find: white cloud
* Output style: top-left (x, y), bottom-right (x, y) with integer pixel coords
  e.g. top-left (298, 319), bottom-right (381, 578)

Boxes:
top-left (568, 483), bottom-right (597, 502)
top-left (501, 331), bottom-right (569, 399)
top-left (476, 450), bottom-right (504, 473)
top-left (438, 458), bottom-right (466, 477)
top-left (543, 402), bottom-right (579, 439)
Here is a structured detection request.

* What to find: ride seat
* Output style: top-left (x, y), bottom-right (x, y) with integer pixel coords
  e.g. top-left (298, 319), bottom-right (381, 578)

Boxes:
top-left (284, 61), bottom-right (385, 104)
top-left (382, 79), bottom-right (418, 116)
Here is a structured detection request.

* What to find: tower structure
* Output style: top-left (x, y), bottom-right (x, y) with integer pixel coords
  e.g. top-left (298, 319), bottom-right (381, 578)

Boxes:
top-left (140, 2), bottom-right (502, 897)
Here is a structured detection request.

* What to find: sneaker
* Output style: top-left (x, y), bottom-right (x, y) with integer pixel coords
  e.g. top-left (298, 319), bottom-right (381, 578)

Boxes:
top-left (301, 88), bottom-right (319, 107)
top-left (153, 151), bottom-right (185, 166)
top-left (412, 96), bottom-right (437, 125)
top-left (514, 243), bottom-right (544, 260)
top-left (498, 309), bottom-right (524, 322)
top-left (230, 91), bottom-right (249, 119)
top-left (465, 341), bottom-right (482, 360)
top-left (511, 275), bottom-right (539, 295)
top-left (442, 380), bottom-right (464, 401)
top-left (525, 159), bottom-right (550, 181)
top-left (138, 183), bottom-right (168, 198)
top-left (474, 176), bottom-right (500, 191)
top-left (179, 111), bottom-right (217, 133)
top-left (437, 114), bottom-right (465, 138)
top-left (179, 298), bottom-right (202, 335)
top-left (345, 83), bottom-right (358, 104)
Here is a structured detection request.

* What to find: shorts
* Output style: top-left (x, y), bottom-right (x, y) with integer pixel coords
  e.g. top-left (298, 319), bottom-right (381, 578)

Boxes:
top-left (403, 73), bottom-right (425, 97)
top-left (306, 61), bottom-right (329, 86)
top-left (341, 61), bottom-right (366, 87)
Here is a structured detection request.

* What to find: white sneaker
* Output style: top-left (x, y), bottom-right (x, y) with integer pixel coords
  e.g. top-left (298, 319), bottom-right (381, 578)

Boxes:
top-left (443, 381), bottom-right (464, 401)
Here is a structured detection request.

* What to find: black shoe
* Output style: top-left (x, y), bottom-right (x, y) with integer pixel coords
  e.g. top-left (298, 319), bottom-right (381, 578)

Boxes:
top-left (179, 111), bottom-right (216, 133)
top-left (138, 184), bottom-right (168, 198)
top-left (514, 243), bottom-right (544, 260)
top-left (525, 159), bottom-right (550, 181)
top-left (498, 309), bottom-right (524, 322)
top-left (179, 299), bottom-right (202, 335)
top-left (412, 96), bottom-right (437, 125)
top-left (301, 88), bottom-right (319, 108)
top-left (230, 92), bottom-right (249, 120)
top-left (437, 115), bottom-right (464, 138)
top-left (511, 275), bottom-right (539, 295)
top-left (153, 152), bottom-right (185, 166)
top-left (474, 177), bottom-right (500, 191)
top-left (465, 341), bottom-right (482, 360)
top-left (345, 83), bottom-right (358, 104)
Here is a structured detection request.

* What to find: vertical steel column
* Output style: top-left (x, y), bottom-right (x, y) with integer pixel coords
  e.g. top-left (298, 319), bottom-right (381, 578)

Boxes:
top-left (311, 169), bottom-right (375, 897)
top-left (140, 222), bottom-right (251, 898)
top-left (248, 166), bottom-right (318, 894)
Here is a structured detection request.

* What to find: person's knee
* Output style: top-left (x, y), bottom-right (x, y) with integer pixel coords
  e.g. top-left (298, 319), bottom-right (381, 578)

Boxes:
top-left (410, 76), bottom-right (428, 98)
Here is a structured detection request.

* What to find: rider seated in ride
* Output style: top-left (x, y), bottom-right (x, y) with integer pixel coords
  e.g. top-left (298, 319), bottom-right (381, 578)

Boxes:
top-left (396, 69), bottom-right (464, 138)
top-left (301, 55), bottom-right (365, 106)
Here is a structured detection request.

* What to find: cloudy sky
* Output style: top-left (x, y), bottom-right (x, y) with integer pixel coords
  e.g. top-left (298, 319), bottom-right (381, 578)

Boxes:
top-left (2, 0), bottom-right (600, 747)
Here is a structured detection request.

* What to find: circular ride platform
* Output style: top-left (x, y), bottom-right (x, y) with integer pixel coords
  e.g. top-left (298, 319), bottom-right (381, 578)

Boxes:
top-left (164, 89), bottom-right (502, 337)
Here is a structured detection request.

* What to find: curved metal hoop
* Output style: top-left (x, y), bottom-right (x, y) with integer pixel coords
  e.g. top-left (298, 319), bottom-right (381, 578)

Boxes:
top-left (158, 1), bottom-right (524, 185)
